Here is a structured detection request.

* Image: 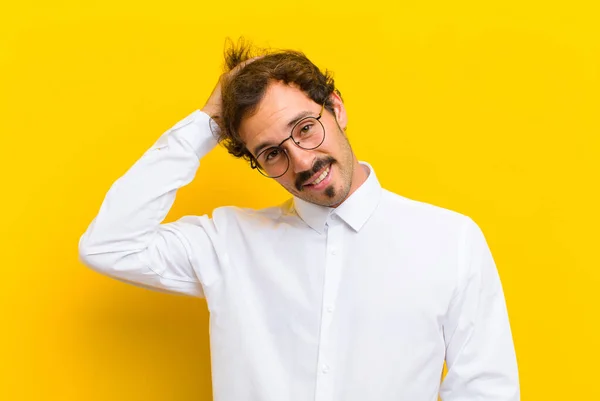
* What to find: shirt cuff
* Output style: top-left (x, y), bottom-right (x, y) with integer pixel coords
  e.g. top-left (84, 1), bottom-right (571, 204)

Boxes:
top-left (169, 109), bottom-right (219, 159)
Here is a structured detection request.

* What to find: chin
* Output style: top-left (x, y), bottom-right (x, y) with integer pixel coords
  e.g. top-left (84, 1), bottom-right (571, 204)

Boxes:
top-left (311, 184), bottom-right (347, 207)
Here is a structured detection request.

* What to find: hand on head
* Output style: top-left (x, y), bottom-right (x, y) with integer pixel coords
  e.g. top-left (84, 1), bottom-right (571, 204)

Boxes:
top-left (201, 56), bottom-right (262, 121)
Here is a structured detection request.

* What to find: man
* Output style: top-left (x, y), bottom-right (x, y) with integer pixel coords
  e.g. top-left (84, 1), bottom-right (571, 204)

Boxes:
top-left (79, 41), bottom-right (520, 400)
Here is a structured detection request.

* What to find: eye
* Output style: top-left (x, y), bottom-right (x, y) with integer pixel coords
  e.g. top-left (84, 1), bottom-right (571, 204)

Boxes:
top-left (264, 147), bottom-right (283, 162)
top-left (300, 123), bottom-right (313, 134)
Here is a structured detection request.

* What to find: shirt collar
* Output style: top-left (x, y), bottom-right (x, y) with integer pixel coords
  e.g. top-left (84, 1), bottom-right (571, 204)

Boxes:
top-left (292, 161), bottom-right (382, 234)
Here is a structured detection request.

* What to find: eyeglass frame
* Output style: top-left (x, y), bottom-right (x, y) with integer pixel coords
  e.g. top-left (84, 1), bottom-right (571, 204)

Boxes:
top-left (249, 102), bottom-right (327, 178)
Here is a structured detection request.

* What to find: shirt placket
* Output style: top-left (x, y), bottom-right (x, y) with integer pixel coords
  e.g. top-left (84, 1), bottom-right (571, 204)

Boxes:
top-left (314, 214), bottom-right (344, 401)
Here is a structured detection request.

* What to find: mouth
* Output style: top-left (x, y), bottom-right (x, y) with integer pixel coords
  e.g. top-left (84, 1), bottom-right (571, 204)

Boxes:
top-left (303, 163), bottom-right (333, 191)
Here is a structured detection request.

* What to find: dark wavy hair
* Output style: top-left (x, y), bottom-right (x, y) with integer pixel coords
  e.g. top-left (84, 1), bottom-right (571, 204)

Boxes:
top-left (215, 38), bottom-right (343, 164)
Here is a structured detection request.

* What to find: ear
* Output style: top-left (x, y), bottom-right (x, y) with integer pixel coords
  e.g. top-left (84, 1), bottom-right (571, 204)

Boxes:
top-left (329, 91), bottom-right (347, 131)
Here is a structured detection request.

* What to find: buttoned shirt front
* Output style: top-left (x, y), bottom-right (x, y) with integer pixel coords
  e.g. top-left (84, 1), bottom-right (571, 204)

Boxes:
top-left (79, 109), bottom-right (520, 401)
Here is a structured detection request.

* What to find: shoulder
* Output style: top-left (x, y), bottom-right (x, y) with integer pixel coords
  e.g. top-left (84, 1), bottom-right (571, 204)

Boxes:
top-left (175, 198), bottom-right (294, 231)
top-left (379, 189), bottom-right (476, 234)
top-left (198, 199), bottom-right (292, 229)
top-left (213, 199), bottom-right (289, 219)
top-left (377, 190), bottom-right (490, 274)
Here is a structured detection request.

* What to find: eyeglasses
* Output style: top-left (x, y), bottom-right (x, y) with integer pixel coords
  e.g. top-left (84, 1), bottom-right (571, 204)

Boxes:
top-left (250, 103), bottom-right (326, 178)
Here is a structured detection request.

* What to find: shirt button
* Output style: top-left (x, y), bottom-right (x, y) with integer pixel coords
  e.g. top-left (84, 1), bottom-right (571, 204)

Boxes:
top-left (330, 247), bottom-right (338, 255)
top-left (327, 305), bottom-right (335, 313)
top-left (322, 364), bottom-right (330, 374)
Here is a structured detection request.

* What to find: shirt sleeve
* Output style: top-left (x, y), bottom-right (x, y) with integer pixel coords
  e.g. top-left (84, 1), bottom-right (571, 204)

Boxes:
top-left (78, 110), bottom-right (224, 298)
top-left (439, 217), bottom-right (520, 400)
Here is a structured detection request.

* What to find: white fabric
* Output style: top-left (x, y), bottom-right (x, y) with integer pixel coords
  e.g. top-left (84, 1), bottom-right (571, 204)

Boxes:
top-left (79, 109), bottom-right (520, 401)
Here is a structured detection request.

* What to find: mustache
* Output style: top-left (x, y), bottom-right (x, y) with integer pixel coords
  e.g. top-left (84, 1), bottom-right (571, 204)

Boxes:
top-left (295, 156), bottom-right (336, 191)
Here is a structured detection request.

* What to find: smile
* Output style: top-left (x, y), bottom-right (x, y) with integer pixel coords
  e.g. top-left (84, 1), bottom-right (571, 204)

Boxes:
top-left (309, 166), bottom-right (330, 185)
top-left (303, 163), bottom-right (333, 191)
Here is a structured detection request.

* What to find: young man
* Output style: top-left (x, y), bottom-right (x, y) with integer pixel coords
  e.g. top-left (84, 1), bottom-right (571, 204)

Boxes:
top-left (79, 43), bottom-right (520, 400)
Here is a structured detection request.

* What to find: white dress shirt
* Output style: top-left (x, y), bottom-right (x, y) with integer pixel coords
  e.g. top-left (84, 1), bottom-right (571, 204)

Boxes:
top-left (79, 109), bottom-right (520, 401)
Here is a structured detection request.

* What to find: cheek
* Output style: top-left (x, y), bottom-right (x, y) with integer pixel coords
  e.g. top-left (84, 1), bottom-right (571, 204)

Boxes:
top-left (320, 138), bottom-right (342, 157)
top-left (321, 126), bottom-right (346, 152)
top-left (275, 174), bottom-right (297, 191)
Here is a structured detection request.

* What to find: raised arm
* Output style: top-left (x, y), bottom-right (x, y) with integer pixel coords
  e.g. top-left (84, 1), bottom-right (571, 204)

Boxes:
top-left (78, 108), bottom-right (224, 297)
top-left (78, 63), bottom-right (254, 297)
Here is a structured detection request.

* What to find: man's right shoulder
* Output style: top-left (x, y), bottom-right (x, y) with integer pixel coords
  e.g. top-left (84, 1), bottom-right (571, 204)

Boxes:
top-left (179, 198), bottom-right (295, 228)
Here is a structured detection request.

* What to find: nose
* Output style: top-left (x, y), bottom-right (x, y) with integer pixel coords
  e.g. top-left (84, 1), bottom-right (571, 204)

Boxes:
top-left (285, 143), bottom-right (315, 174)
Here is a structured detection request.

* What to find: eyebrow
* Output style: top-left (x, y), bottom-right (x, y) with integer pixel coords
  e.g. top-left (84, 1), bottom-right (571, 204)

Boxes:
top-left (252, 110), bottom-right (315, 156)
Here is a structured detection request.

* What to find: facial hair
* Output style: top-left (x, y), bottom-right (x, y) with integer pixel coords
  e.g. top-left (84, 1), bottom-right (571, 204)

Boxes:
top-left (289, 125), bottom-right (355, 207)
top-left (294, 155), bottom-right (337, 192)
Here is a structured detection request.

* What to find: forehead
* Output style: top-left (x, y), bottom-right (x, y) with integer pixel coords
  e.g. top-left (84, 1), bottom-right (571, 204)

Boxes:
top-left (240, 82), bottom-right (316, 151)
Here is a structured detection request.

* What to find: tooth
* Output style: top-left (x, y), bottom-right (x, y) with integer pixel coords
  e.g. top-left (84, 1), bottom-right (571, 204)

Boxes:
top-left (312, 167), bottom-right (329, 185)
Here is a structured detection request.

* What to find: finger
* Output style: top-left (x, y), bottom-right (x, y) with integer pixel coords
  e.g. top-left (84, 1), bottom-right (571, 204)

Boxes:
top-left (231, 56), bottom-right (262, 75)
